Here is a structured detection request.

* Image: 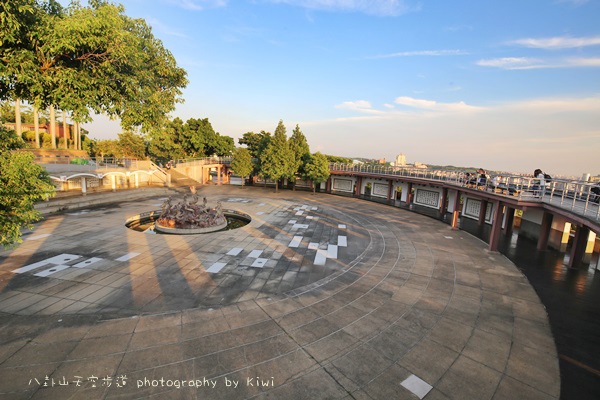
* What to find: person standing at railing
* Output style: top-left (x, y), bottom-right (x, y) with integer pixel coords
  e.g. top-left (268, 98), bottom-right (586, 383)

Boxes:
top-left (476, 168), bottom-right (488, 190)
top-left (533, 169), bottom-right (545, 197)
top-left (591, 182), bottom-right (600, 203)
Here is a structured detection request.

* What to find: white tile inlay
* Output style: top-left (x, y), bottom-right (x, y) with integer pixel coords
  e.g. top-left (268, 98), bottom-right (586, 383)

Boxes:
top-left (227, 247), bottom-right (243, 256)
top-left (311, 207), bottom-right (318, 210)
top-left (248, 250), bottom-right (263, 258)
top-left (206, 262), bottom-right (227, 273)
top-left (308, 242), bottom-right (319, 250)
top-left (72, 258), bottom-right (104, 268)
top-left (400, 375), bottom-right (432, 399)
top-left (12, 254), bottom-right (81, 274)
top-left (256, 211), bottom-right (264, 215)
top-left (306, 216), bottom-right (314, 220)
top-left (25, 233), bottom-right (52, 241)
top-left (327, 244), bottom-right (338, 259)
top-left (34, 264), bottom-right (71, 277)
top-left (295, 211), bottom-right (304, 216)
top-left (444, 236), bottom-right (453, 239)
top-left (338, 224), bottom-right (347, 229)
top-left (314, 249), bottom-right (327, 265)
top-left (288, 219), bottom-right (297, 224)
top-left (292, 224), bottom-right (309, 229)
top-left (251, 258), bottom-right (268, 268)
top-left (259, 203), bottom-right (266, 206)
top-left (289, 236), bottom-right (303, 248)
top-left (338, 236), bottom-right (347, 247)
top-left (115, 252), bottom-right (140, 262)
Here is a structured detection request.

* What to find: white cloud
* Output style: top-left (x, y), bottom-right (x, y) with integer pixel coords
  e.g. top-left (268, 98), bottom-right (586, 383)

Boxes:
top-left (167, 0), bottom-right (227, 11)
top-left (370, 49), bottom-right (467, 59)
top-left (266, 0), bottom-right (416, 16)
top-left (567, 57), bottom-right (600, 67)
top-left (510, 35), bottom-right (600, 49)
top-left (477, 57), bottom-right (600, 70)
top-left (394, 96), bottom-right (483, 112)
top-left (302, 95), bottom-right (600, 175)
top-left (335, 100), bottom-right (385, 114)
top-left (476, 57), bottom-right (544, 70)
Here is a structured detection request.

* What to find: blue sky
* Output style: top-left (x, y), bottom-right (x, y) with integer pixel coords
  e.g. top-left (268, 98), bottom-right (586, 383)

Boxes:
top-left (82, 0), bottom-right (600, 177)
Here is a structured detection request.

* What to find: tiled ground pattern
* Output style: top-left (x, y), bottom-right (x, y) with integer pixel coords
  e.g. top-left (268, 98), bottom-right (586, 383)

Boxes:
top-left (0, 186), bottom-right (560, 399)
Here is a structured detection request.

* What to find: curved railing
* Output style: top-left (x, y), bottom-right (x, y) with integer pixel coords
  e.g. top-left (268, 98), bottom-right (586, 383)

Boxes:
top-left (329, 163), bottom-right (600, 222)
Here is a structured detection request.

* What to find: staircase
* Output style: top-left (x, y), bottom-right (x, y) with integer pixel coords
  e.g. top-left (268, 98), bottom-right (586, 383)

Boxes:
top-left (168, 168), bottom-right (202, 188)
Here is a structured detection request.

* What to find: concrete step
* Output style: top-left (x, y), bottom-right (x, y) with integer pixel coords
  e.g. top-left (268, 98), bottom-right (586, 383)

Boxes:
top-left (35, 187), bottom-right (172, 215)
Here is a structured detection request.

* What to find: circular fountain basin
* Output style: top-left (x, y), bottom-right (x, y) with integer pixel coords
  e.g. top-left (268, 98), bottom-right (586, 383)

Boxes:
top-left (126, 209), bottom-right (251, 234)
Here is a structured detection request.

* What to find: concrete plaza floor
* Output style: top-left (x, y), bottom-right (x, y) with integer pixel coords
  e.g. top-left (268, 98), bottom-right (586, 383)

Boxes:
top-left (0, 185), bottom-right (560, 399)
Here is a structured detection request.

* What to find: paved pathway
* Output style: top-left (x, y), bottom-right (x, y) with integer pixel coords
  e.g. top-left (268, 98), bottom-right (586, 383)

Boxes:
top-left (0, 186), bottom-right (560, 399)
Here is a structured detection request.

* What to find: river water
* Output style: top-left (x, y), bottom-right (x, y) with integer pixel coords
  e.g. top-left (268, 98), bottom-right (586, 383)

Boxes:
top-left (497, 233), bottom-right (600, 400)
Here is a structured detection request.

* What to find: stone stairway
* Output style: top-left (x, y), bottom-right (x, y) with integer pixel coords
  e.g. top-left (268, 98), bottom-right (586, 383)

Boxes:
top-left (168, 168), bottom-right (203, 187)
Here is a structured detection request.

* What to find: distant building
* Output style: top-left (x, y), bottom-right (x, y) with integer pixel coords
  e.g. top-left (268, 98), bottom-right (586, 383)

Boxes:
top-left (378, 158), bottom-right (386, 164)
top-left (393, 154), bottom-right (406, 167)
top-left (414, 161), bottom-right (428, 169)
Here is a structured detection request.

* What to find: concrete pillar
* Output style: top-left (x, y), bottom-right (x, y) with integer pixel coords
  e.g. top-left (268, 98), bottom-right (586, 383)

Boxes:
top-left (111, 175), bottom-right (116, 192)
top-left (33, 106), bottom-right (40, 148)
top-left (451, 190), bottom-right (461, 229)
top-left (478, 200), bottom-right (488, 226)
top-left (49, 105), bottom-right (57, 149)
top-left (504, 207), bottom-right (515, 237)
top-left (559, 222), bottom-right (572, 252)
top-left (407, 183), bottom-right (413, 205)
top-left (584, 231), bottom-right (597, 263)
top-left (537, 212), bottom-right (553, 250)
top-left (569, 225), bottom-right (591, 269)
top-left (15, 99), bottom-right (22, 137)
top-left (439, 188), bottom-right (448, 218)
top-left (489, 201), bottom-right (504, 252)
top-left (217, 166), bottom-right (222, 185)
top-left (387, 180), bottom-right (393, 202)
top-left (134, 173), bottom-right (139, 188)
top-left (81, 177), bottom-right (87, 195)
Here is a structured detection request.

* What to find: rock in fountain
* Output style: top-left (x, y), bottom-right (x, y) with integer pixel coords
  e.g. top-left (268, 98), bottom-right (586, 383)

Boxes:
top-left (155, 186), bottom-right (227, 234)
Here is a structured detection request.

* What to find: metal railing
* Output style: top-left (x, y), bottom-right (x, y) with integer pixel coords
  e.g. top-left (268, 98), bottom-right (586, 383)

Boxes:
top-left (170, 156), bottom-right (233, 168)
top-left (329, 163), bottom-right (600, 222)
top-left (36, 156), bottom-right (140, 170)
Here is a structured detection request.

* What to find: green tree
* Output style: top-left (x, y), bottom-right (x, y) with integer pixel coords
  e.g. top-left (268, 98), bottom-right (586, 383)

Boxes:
top-left (230, 147), bottom-right (253, 188)
top-left (118, 131), bottom-right (146, 159)
top-left (0, 125), bottom-right (55, 248)
top-left (305, 152), bottom-right (330, 193)
top-left (238, 131), bottom-right (271, 158)
top-left (260, 120), bottom-right (294, 193)
top-left (1, 0), bottom-right (188, 133)
top-left (288, 124), bottom-right (310, 188)
top-left (326, 154), bottom-right (353, 164)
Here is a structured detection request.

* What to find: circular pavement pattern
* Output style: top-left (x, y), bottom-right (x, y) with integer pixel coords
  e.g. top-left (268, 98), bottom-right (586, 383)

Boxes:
top-left (0, 186), bottom-right (560, 399)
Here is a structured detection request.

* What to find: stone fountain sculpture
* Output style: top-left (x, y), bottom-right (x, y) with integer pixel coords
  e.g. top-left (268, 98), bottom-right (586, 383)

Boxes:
top-left (155, 186), bottom-right (227, 234)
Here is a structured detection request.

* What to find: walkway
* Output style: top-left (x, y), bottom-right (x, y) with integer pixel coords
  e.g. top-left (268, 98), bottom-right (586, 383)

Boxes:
top-left (0, 186), bottom-right (559, 399)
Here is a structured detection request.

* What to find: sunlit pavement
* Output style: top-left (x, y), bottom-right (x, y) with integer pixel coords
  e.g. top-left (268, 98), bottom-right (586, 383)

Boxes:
top-left (0, 185), bottom-right (559, 399)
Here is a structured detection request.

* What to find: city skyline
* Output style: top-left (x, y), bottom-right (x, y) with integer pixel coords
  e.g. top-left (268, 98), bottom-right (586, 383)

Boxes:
top-left (76, 0), bottom-right (599, 176)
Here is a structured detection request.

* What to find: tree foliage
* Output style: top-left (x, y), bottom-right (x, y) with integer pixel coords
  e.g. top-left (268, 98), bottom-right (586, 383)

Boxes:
top-left (305, 152), bottom-right (330, 193)
top-left (230, 147), bottom-right (253, 187)
top-left (288, 124), bottom-right (310, 181)
top-left (325, 154), bottom-right (353, 164)
top-left (259, 120), bottom-right (294, 192)
top-left (1, 0), bottom-right (188, 131)
top-left (0, 125), bottom-right (55, 248)
top-left (147, 117), bottom-right (234, 162)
